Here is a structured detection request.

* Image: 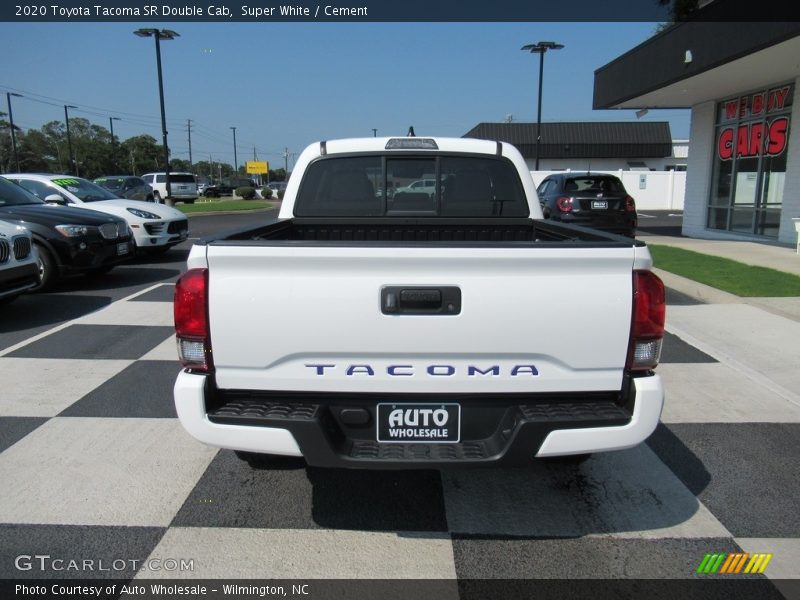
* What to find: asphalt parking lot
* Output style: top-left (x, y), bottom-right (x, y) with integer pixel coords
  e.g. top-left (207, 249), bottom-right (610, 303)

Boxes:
top-left (1, 209), bottom-right (798, 599)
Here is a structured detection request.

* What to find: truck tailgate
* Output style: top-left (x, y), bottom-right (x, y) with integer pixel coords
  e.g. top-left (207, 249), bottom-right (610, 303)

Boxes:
top-left (206, 245), bottom-right (635, 394)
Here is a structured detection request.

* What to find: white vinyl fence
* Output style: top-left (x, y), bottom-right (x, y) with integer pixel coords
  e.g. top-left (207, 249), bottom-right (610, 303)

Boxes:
top-left (530, 170), bottom-right (686, 211)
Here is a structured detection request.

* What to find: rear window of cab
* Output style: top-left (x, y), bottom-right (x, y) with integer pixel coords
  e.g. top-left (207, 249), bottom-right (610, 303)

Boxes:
top-left (294, 154), bottom-right (529, 218)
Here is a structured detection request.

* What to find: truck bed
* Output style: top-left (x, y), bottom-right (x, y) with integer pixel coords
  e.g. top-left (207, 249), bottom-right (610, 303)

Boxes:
top-left (204, 217), bottom-right (642, 247)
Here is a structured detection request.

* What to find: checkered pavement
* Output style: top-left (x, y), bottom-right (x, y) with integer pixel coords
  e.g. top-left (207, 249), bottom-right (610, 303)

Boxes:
top-left (0, 283), bottom-right (798, 595)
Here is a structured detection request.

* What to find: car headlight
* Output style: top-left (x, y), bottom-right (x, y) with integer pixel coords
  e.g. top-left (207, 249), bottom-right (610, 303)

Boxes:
top-left (55, 224), bottom-right (95, 237)
top-left (127, 207), bottom-right (161, 219)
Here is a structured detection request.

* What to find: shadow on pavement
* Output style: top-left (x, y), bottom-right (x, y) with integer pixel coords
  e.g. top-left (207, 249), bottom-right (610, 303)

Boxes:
top-left (0, 294), bottom-right (111, 334)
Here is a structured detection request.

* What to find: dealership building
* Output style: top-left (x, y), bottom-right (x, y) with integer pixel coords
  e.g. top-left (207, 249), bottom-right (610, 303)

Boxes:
top-left (594, 20), bottom-right (800, 245)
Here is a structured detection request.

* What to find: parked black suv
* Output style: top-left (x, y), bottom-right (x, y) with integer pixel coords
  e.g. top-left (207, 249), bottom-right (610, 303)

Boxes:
top-left (536, 172), bottom-right (637, 237)
top-left (204, 178), bottom-right (257, 198)
top-left (0, 176), bottom-right (134, 291)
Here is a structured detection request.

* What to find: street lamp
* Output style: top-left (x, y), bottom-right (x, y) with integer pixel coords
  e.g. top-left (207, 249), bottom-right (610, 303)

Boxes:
top-left (134, 27), bottom-right (179, 203)
top-left (230, 126), bottom-right (238, 174)
top-left (521, 41), bottom-right (564, 171)
top-left (109, 116), bottom-right (121, 172)
top-left (64, 104), bottom-right (77, 175)
top-left (6, 92), bottom-right (22, 172)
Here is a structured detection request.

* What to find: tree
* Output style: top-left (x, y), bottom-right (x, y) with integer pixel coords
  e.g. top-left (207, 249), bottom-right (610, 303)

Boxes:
top-left (169, 158), bottom-right (192, 172)
top-left (120, 134), bottom-right (163, 175)
top-left (656, 0), bottom-right (700, 22)
top-left (193, 159), bottom-right (234, 182)
top-left (268, 168), bottom-right (287, 182)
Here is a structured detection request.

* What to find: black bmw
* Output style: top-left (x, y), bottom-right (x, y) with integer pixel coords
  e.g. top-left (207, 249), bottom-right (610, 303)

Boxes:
top-left (0, 176), bottom-right (134, 291)
top-left (536, 172), bottom-right (637, 237)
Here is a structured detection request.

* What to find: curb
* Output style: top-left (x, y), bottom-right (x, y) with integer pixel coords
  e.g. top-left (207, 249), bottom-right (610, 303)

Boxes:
top-left (655, 267), bottom-right (800, 323)
top-left (183, 206), bottom-right (277, 218)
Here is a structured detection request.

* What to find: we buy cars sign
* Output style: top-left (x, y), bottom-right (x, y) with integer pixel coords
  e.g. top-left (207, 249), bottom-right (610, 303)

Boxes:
top-left (717, 86), bottom-right (791, 161)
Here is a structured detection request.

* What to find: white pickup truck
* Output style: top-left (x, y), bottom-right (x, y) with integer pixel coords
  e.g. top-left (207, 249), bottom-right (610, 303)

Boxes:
top-left (173, 136), bottom-right (665, 468)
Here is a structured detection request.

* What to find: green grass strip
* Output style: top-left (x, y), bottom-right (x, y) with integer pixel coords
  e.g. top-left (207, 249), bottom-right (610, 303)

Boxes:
top-left (648, 244), bottom-right (800, 297)
top-left (696, 553), bottom-right (712, 574)
top-left (177, 200), bottom-right (272, 214)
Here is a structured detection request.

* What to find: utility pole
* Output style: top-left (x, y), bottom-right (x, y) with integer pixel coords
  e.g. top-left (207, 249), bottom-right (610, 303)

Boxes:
top-left (284, 147), bottom-right (289, 174)
top-left (230, 126), bottom-right (238, 174)
top-left (109, 116), bottom-right (121, 173)
top-left (6, 92), bottom-right (22, 172)
top-left (64, 104), bottom-right (77, 176)
top-left (187, 119), bottom-right (193, 169)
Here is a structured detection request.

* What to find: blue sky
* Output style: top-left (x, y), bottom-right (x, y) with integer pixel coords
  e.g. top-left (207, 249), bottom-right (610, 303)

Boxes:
top-left (0, 22), bottom-right (690, 169)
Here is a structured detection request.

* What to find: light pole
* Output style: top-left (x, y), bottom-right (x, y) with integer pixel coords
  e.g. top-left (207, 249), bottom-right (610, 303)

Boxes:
top-left (64, 104), bottom-right (77, 175)
top-left (6, 92), bottom-right (22, 172)
top-left (134, 28), bottom-right (179, 203)
top-left (109, 116), bottom-right (121, 172)
top-left (230, 126), bottom-right (238, 174)
top-left (521, 41), bottom-right (564, 171)
top-left (372, 128), bottom-right (377, 137)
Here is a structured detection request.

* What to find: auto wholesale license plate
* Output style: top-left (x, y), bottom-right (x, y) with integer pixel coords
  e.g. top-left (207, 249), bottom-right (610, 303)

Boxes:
top-left (116, 242), bottom-right (129, 255)
top-left (591, 200), bottom-right (608, 209)
top-left (377, 403), bottom-right (460, 443)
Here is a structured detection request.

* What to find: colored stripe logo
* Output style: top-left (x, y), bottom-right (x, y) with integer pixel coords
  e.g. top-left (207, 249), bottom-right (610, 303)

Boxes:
top-left (696, 553), bottom-right (773, 574)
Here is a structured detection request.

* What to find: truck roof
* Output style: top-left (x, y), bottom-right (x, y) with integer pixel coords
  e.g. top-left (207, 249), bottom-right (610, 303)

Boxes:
top-left (304, 136), bottom-right (506, 157)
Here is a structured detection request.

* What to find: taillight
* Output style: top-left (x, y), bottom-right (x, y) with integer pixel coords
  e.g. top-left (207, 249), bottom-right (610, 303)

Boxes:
top-left (174, 268), bottom-right (213, 372)
top-left (626, 270), bottom-right (665, 372)
top-left (556, 196), bottom-right (573, 212)
top-left (625, 195), bottom-right (636, 212)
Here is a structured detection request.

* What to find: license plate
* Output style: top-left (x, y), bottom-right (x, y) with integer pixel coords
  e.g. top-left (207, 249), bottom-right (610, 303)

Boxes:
top-left (377, 403), bottom-right (460, 443)
top-left (592, 200), bottom-right (608, 209)
top-left (116, 242), bottom-right (129, 255)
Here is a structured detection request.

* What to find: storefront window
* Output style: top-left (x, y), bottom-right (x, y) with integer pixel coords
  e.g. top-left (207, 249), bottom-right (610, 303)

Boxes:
top-left (707, 83), bottom-right (793, 238)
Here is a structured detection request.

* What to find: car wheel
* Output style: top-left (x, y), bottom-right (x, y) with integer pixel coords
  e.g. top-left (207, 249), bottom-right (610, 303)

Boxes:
top-left (32, 244), bottom-right (57, 292)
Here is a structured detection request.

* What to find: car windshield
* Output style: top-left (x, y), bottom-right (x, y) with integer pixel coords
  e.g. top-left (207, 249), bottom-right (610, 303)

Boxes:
top-left (95, 178), bottom-right (124, 191)
top-left (0, 176), bottom-right (45, 207)
top-left (51, 177), bottom-right (120, 202)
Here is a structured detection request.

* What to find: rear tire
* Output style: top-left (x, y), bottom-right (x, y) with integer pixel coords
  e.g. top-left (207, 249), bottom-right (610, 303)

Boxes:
top-left (32, 244), bottom-right (56, 292)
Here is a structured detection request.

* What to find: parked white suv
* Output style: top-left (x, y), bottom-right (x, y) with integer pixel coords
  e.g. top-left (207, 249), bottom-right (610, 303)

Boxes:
top-left (0, 219), bottom-right (38, 303)
top-left (7, 174), bottom-right (189, 255)
top-left (141, 172), bottom-right (198, 204)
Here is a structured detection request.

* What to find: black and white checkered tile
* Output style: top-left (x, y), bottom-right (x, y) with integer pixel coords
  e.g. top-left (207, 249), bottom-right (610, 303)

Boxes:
top-left (1, 284), bottom-right (798, 593)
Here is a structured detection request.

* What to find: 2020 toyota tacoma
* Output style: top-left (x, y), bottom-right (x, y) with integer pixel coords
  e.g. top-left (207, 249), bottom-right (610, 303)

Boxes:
top-left (173, 136), bottom-right (666, 468)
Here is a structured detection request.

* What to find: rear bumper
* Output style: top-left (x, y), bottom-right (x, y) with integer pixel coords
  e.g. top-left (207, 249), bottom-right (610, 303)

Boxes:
top-left (557, 213), bottom-right (637, 235)
top-left (175, 372), bottom-right (663, 468)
